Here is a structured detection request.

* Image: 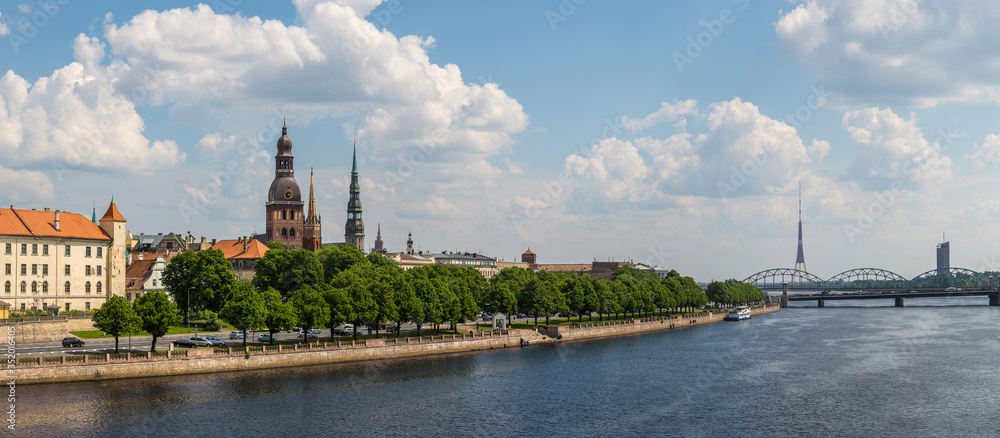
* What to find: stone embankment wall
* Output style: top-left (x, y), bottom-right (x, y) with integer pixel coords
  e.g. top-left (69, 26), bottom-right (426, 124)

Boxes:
top-left (1, 314), bottom-right (96, 344)
top-left (14, 331), bottom-right (546, 385)
top-left (537, 305), bottom-right (781, 342)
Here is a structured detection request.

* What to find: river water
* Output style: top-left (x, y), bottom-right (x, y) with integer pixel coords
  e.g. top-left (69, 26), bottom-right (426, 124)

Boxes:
top-left (15, 297), bottom-right (1000, 437)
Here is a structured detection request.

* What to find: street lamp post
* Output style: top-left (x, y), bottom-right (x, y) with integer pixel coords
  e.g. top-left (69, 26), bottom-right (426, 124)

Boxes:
top-left (187, 286), bottom-right (195, 326)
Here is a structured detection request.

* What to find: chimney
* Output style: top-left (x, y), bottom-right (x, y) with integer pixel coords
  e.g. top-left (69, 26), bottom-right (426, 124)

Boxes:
top-left (54, 211), bottom-right (60, 231)
top-left (44, 208), bottom-right (50, 211)
top-left (211, 239), bottom-right (217, 246)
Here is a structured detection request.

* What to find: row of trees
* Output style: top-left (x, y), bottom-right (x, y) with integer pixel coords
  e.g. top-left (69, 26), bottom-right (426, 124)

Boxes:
top-left (91, 292), bottom-right (181, 353)
top-left (705, 279), bottom-right (766, 306)
top-left (160, 243), bottom-right (760, 343)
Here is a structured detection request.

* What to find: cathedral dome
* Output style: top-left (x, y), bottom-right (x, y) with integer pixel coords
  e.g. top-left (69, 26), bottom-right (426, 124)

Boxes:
top-left (276, 126), bottom-right (292, 156)
top-left (268, 176), bottom-right (301, 203)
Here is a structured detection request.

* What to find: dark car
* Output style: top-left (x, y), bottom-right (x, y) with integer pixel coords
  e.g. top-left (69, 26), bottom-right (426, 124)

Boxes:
top-left (62, 337), bottom-right (85, 348)
top-left (172, 339), bottom-right (197, 348)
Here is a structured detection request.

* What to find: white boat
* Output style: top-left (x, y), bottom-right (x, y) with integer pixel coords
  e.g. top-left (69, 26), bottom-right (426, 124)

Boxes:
top-left (724, 306), bottom-right (751, 321)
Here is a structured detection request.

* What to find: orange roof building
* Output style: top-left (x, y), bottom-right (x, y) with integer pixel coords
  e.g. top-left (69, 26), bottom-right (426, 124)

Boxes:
top-left (0, 200), bottom-right (128, 314)
top-left (210, 236), bottom-right (269, 280)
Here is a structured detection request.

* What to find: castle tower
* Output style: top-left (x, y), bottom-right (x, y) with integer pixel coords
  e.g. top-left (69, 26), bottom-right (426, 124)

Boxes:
top-left (406, 230), bottom-right (414, 255)
top-left (99, 198), bottom-right (127, 298)
top-left (792, 182), bottom-right (808, 283)
top-left (344, 141), bottom-right (365, 251)
top-left (522, 248), bottom-right (536, 265)
top-left (372, 223), bottom-right (385, 254)
top-left (265, 120), bottom-right (305, 250)
top-left (302, 169), bottom-right (322, 251)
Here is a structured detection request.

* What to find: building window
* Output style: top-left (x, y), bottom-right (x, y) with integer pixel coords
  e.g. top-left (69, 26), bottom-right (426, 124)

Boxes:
top-left (31, 264), bottom-right (37, 275)
top-left (65, 265), bottom-right (70, 276)
top-left (85, 266), bottom-right (91, 276)
top-left (42, 265), bottom-right (48, 276)
top-left (4, 264), bottom-right (9, 275)
top-left (3, 282), bottom-right (9, 294)
top-left (85, 282), bottom-right (91, 294)
top-left (97, 247), bottom-right (103, 258)
top-left (42, 282), bottom-right (48, 293)
top-left (96, 282), bottom-right (102, 293)
top-left (65, 245), bottom-right (71, 256)
top-left (64, 282), bottom-right (70, 293)
top-left (152, 279), bottom-right (157, 287)
top-left (30, 282), bottom-right (36, 293)
top-left (20, 244), bottom-right (26, 255)
top-left (19, 282), bottom-right (25, 294)
top-left (290, 228), bottom-right (296, 237)
top-left (86, 247), bottom-right (92, 257)
top-left (64, 303), bottom-right (69, 312)
top-left (4, 243), bottom-right (9, 255)
top-left (96, 266), bottom-right (102, 276)
top-left (19, 304), bottom-right (24, 311)
top-left (31, 244), bottom-right (37, 255)
top-left (42, 245), bottom-right (48, 256)
top-left (85, 302), bottom-right (90, 311)
top-left (20, 264), bottom-right (26, 276)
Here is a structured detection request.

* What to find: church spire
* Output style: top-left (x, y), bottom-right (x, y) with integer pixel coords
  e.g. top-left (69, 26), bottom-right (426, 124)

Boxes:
top-left (345, 136), bottom-right (365, 252)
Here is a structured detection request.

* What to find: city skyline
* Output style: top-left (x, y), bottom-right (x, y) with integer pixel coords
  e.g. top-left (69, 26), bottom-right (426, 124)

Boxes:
top-left (3, 1), bottom-right (1000, 281)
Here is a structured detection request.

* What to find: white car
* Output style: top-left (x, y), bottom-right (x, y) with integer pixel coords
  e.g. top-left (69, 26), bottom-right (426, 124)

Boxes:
top-left (257, 333), bottom-right (276, 343)
top-left (229, 331), bottom-right (244, 340)
top-left (188, 337), bottom-right (212, 347)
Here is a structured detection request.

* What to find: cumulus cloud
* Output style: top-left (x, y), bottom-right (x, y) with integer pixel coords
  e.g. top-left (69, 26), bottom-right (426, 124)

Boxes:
top-left (775, 0), bottom-right (1000, 107)
top-left (842, 107), bottom-right (952, 190)
top-left (971, 134), bottom-right (1000, 169)
top-left (0, 166), bottom-right (53, 202)
top-left (621, 99), bottom-right (698, 132)
top-left (0, 10), bottom-right (9, 36)
top-left (0, 34), bottom-right (185, 176)
top-left (565, 97), bottom-right (817, 203)
top-left (102, 1), bottom-right (528, 182)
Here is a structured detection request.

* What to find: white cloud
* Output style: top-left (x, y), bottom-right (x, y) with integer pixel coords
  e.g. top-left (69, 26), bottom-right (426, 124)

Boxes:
top-left (0, 10), bottom-right (9, 36)
top-left (565, 138), bottom-right (655, 203)
top-left (0, 34), bottom-right (185, 176)
top-left (775, 0), bottom-right (1000, 107)
top-left (971, 134), bottom-right (1000, 169)
top-left (842, 107), bottom-right (952, 191)
top-left (0, 166), bottom-right (53, 202)
top-left (621, 99), bottom-right (699, 132)
top-left (103, 1), bottom-right (528, 184)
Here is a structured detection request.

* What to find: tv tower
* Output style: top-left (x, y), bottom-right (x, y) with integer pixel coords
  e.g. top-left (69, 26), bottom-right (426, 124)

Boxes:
top-left (793, 181), bottom-right (808, 283)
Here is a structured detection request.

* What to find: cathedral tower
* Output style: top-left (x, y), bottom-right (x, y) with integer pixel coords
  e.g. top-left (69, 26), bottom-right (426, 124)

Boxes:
top-left (344, 142), bottom-right (365, 251)
top-left (265, 120), bottom-right (305, 250)
top-left (303, 169), bottom-right (322, 251)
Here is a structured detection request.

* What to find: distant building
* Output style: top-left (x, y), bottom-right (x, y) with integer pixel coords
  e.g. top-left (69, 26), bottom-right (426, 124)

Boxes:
top-left (125, 254), bottom-right (167, 303)
top-left (521, 248), bottom-right (537, 269)
top-left (496, 259), bottom-right (529, 270)
top-left (426, 251), bottom-right (499, 279)
top-left (937, 241), bottom-right (950, 276)
top-left (537, 260), bottom-right (636, 280)
top-left (344, 144), bottom-right (365, 252)
top-left (265, 121), bottom-right (322, 251)
top-left (0, 200), bottom-right (128, 313)
top-left (372, 224), bottom-right (386, 254)
top-left (405, 231), bottom-right (415, 255)
top-left (386, 252), bottom-right (434, 270)
top-left (211, 237), bottom-right (270, 280)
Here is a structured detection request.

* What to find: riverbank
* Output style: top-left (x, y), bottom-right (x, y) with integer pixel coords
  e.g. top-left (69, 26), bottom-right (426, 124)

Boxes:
top-left (12, 305), bottom-right (780, 385)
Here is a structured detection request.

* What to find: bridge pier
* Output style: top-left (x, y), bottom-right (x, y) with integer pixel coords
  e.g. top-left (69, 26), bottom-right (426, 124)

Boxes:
top-left (895, 297), bottom-right (904, 307)
top-left (818, 300), bottom-right (824, 308)
top-left (781, 282), bottom-right (788, 308)
top-left (990, 293), bottom-right (1000, 306)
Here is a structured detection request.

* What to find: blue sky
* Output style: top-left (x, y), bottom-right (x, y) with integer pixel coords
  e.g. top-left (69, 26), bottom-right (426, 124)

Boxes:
top-left (3, 0), bottom-right (1000, 281)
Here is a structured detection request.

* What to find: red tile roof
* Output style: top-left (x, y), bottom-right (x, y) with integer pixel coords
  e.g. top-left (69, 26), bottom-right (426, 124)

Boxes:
top-left (0, 208), bottom-right (110, 241)
top-left (213, 239), bottom-right (269, 260)
top-left (125, 259), bottom-right (155, 289)
top-left (522, 248), bottom-right (535, 255)
top-left (100, 202), bottom-right (126, 222)
top-left (537, 264), bottom-right (593, 273)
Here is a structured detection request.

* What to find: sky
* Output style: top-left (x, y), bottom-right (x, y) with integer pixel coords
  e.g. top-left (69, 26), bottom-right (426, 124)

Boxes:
top-left (2, 0), bottom-right (1000, 282)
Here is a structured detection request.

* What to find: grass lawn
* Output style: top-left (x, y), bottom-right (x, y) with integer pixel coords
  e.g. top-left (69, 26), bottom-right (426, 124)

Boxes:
top-left (70, 320), bottom-right (237, 339)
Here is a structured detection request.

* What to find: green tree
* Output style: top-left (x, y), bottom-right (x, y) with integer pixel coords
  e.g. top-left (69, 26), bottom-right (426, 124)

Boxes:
top-left (92, 296), bottom-right (141, 353)
top-left (412, 278), bottom-right (438, 335)
top-left (252, 249), bottom-right (324, 296)
top-left (221, 283), bottom-right (267, 347)
top-left (162, 249), bottom-right (238, 320)
top-left (262, 287), bottom-right (299, 345)
top-left (323, 286), bottom-right (352, 340)
top-left (394, 280), bottom-right (422, 335)
top-left (320, 244), bottom-right (367, 282)
top-left (134, 291), bottom-right (181, 352)
top-left (486, 283), bottom-right (517, 323)
top-left (289, 285), bottom-right (331, 340)
top-left (266, 241), bottom-right (285, 250)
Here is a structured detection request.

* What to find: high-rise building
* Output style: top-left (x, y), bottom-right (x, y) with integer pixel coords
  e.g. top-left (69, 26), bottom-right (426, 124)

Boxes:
top-left (344, 143), bottom-right (365, 251)
top-left (937, 240), bottom-right (950, 276)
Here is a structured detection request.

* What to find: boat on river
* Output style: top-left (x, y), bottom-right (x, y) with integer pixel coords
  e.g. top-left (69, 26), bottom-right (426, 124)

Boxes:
top-left (724, 306), bottom-right (751, 321)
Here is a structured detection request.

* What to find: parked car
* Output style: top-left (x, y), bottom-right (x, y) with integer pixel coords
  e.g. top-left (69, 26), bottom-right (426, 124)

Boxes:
top-left (229, 331), bottom-right (244, 340)
top-left (62, 337), bottom-right (85, 348)
top-left (297, 331), bottom-right (318, 340)
top-left (188, 337), bottom-right (212, 347)
top-left (203, 336), bottom-right (227, 347)
top-left (257, 333), bottom-right (276, 343)
top-left (172, 339), bottom-right (197, 348)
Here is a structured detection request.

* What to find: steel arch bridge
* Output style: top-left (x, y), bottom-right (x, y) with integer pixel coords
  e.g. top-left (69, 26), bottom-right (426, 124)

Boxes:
top-left (743, 267), bottom-right (992, 290)
top-left (742, 268), bottom-right (824, 288)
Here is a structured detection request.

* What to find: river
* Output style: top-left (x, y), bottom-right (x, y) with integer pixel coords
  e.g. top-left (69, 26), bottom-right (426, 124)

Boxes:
top-left (15, 297), bottom-right (1000, 437)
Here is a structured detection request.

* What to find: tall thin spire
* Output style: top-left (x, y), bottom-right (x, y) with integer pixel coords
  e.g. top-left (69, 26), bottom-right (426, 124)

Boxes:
top-left (793, 181), bottom-right (808, 282)
top-left (345, 137), bottom-right (365, 251)
top-left (306, 168), bottom-right (319, 223)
